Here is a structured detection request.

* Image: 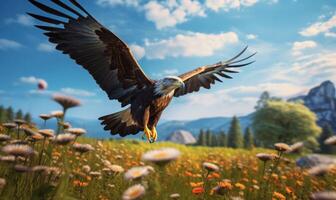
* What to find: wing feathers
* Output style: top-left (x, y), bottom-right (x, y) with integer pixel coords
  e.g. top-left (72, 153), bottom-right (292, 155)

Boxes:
top-left (174, 47), bottom-right (255, 97)
top-left (29, 0), bottom-right (153, 107)
top-left (28, 13), bottom-right (65, 25)
top-left (28, 0), bottom-right (76, 20)
top-left (50, 0), bottom-right (84, 18)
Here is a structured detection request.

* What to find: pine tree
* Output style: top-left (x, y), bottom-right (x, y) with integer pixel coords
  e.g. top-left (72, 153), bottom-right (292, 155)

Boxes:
top-left (24, 113), bottom-right (32, 123)
top-left (197, 129), bottom-right (207, 146)
top-left (6, 107), bottom-right (14, 121)
top-left (211, 133), bottom-right (218, 147)
top-left (16, 109), bottom-right (23, 119)
top-left (227, 116), bottom-right (243, 148)
top-left (0, 106), bottom-right (6, 122)
top-left (255, 91), bottom-right (270, 110)
top-left (205, 129), bottom-right (212, 146)
top-left (319, 124), bottom-right (335, 154)
top-left (244, 127), bottom-right (254, 149)
top-left (218, 131), bottom-right (227, 147)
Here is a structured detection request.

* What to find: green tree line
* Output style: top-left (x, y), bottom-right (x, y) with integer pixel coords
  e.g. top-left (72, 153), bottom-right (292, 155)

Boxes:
top-left (0, 105), bottom-right (32, 123)
top-left (196, 116), bottom-right (254, 149)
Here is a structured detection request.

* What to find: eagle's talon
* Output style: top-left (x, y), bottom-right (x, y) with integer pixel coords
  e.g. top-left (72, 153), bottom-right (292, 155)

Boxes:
top-left (151, 127), bottom-right (158, 142)
top-left (144, 125), bottom-right (153, 143)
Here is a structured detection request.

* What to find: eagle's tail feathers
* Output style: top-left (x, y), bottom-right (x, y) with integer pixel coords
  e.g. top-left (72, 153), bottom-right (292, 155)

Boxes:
top-left (99, 108), bottom-right (141, 137)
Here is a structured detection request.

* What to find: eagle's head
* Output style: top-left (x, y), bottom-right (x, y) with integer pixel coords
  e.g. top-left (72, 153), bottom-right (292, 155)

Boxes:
top-left (154, 76), bottom-right (185, 96)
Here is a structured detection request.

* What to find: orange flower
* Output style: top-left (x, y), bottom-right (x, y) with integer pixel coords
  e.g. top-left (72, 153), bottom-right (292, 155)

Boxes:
top-left (190, 182), bottom-right (204, 187)
top-left (185, 171), bottom-right (193, 177)
top-left (273, 191), bottom-right (286, 200)
top-left (73, 180), bottom-right (89, 187)
top-left (192, 187), bottom-right (204, 195)
top-left (218, 181), bottom-right (233, 190)
top-left (285, 186), bottom-right (293, 194)
top-left (208, 172), bottom-right (220, 179)
top-left (235, 183), bottom-right (246, 190)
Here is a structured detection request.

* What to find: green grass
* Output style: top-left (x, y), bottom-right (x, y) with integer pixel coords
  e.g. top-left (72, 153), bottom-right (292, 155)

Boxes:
top-left (0, 130), bottom-right (335, 200)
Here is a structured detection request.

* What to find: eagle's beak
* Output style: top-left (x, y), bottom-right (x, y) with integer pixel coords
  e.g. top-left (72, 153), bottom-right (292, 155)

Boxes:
top-left (181, 82), bottom-right (185, 89)
top-left (179, 81), bottom-right (185, 91)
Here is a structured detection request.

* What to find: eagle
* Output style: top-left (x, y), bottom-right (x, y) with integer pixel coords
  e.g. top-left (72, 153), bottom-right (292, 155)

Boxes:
top-left (28, 0), bottom-right (255, 143)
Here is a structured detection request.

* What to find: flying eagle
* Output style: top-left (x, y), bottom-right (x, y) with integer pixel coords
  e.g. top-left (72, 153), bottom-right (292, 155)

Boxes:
top-left (28, 0), bottom-right (255, 143)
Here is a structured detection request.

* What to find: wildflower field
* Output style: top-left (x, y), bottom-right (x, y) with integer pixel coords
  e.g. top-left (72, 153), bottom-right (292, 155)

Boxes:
top-left (0, 121), bottom-right (335, 200)
top-left (0, 94), bottom-right (334, 200)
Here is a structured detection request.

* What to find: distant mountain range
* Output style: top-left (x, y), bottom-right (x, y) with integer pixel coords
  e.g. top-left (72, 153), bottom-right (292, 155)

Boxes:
top-left (36, 80), bottom-right (335, 139)
top-left (156, 114), bottom-right (253, 138)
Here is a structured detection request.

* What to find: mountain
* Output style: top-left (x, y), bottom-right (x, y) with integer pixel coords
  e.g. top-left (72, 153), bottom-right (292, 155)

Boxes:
top-left (157, 114), bottom-right (253, 137)
top-left (290, 80), bottom-right (336, 131)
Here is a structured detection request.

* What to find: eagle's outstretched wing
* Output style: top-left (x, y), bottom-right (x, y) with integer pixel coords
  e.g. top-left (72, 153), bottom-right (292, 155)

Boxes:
top-left (28, 0), bottom-right (153, 107)
top-left (174, 47), bottom-right (255, 97)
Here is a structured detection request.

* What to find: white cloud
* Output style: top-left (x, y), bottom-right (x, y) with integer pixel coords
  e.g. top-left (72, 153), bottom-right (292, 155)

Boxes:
top-left (129, 44), bottom-right (145, 60)
top-left (28, 89), bottom-right (53, 96)
top-left (37, 43), bottom-right (55, 52)
top-left (144, 31), bottom-right (239, 59)
top-left (20, 76), bottom-right (44, 84)
top-left (144, 0), bottom-right (205, 29)
top-left (325, 32), bottom-right (336, 38)
top-left (164, 89), bottom-right (258, 119)
top-left (265, 51), bottom-right (336, 88)
top-left (300, 14), bottom-right (336, 37)
top-left (291, 40), bottom-right (317, 56)
top-left (225, 83), bottom-right (308, 98)
top-left (5, 14), bottom-right (34, 26)
top-left (60, 88), bottom-right (96, 97)
top-left (96, 0), bottom-right (140, 7)
top-left (0, 38), bottom-right (22, 50)
top-left (163, 69), bottom-right (179, 75)
top-left (246, 34), bottom-right (257, 40)
top-left (152, 68), bottom-right (179, 78)
top-left (205, 0), bottom-right (259, 12)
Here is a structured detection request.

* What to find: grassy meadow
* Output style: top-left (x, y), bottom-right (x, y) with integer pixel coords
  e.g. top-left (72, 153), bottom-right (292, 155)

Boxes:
top-left (0, 122), bottom-right (335, 200)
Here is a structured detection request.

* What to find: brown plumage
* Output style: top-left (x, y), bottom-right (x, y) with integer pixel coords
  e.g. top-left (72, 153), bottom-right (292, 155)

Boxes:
top-left (28, 0), bottom-right (255, 142)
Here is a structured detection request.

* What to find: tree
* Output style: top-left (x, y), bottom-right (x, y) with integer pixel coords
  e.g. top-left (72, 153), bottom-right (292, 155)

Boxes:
top-left (0, 106), bottom-right (6, 122)
top-left (255, 91), bottom-right (270, 110)
top-left (217, 131), bottom-right (227, 147)
top-left (205, 129), bottom-right (212, 146)
top-left (6, 107), bottom-right (14, 121)
top-left (253, 100), bottom-right (321, 148)
top-left (24, 113), bottom-right (32, 123)
top-left (210, 132), bottom-right (219, 147)
top-left (244, 127), bottom-right (254, 149)
top-left (319, 124), bottom-right (335, 154)
top-left (197, 129), bottom-right (207, 146)
top-left (227, 116), bottom-right (243, 148)
top-left (16, 109), bottom-right (23, 119)
top-left (255, 91), bottom-right (282, 110)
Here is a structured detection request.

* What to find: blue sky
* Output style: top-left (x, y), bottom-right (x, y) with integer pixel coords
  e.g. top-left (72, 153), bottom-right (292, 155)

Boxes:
top-left (0, 0), bottom-right (335, 121)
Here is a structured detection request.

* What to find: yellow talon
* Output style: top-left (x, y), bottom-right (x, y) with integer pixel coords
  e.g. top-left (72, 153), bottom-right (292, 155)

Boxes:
top-left (151, 127), bottom-right (157, 142)
top-left (144, 125), bottom-right (153, 143)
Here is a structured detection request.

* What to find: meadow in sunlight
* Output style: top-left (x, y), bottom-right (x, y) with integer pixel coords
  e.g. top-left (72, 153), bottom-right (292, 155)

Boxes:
top-left (0, 95), bottom-right (335, 200)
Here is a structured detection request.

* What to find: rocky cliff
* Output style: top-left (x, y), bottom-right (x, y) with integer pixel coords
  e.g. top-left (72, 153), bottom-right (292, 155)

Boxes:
top-left (292, 81), bottom-right (336, 131)
top-left (166, 130), bottom-right (197, 144)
